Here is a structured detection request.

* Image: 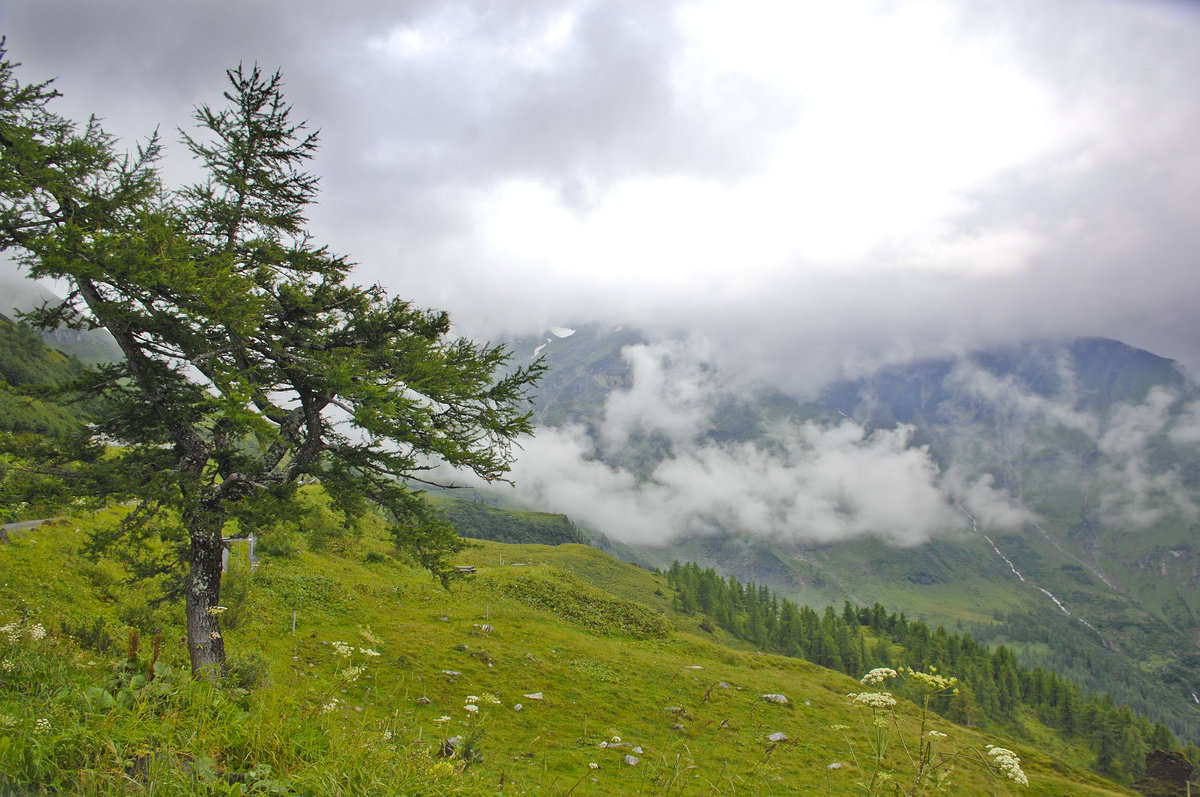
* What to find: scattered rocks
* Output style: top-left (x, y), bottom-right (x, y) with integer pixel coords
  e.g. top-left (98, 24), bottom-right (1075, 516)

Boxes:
top-left (624, 754), bottom-right (639, 766)
top-left (760, 693), bottom-right (788, 704)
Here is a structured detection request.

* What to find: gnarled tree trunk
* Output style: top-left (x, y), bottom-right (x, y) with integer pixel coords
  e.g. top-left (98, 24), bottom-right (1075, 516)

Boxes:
top-left (185, 508), bottom-right (227, 678)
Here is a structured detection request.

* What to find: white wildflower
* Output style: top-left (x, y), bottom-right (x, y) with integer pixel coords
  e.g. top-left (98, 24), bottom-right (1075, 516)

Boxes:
top-left (28, 624), bottom-right (46, 641)
top-left (465, 695), bottom-right (479, 703)
top-left (331, 642), bottom-right (353, 658)
top-left (860, 667), bottom-right (897, 686)
top-left (987, 745), bottom-right (1029, 787)
top-left (589, 762), bottom-right (599, 770)
top-left (463, 703), bottom-right (479, 714)
top-left (928, 730), bottom-right (948, 739)
top-left (433, 716), bottom-right (451, 723)
top-left (359, 647), bottom-right (381, 657)
top-left (848, 691), bottom-right (897, 709)
top-left (35, 718), bottom-right (50, 734)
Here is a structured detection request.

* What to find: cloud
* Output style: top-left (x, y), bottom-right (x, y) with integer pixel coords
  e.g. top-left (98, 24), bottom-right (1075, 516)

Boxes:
top-left (499, 341), bottom-right (1032, 547)
top-left (4, 0), bottom-right (1200, 392)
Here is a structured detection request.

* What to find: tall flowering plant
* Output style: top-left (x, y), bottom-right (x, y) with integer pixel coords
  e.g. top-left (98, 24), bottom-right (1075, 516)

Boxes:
top-left (831, 667), bottom-right (1027, 795)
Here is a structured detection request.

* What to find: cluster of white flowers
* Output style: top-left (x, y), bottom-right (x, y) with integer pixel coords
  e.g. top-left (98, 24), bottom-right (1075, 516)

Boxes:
top-left (341, 666), bottom-right (364, 682)
top-left (331, 641), bottom-right (353, 658)
top-left (433, 715), bottom-right (451, 723)
top-left (848, 691), bottom-right (898, 709)
top-left (359, 647), bottom-right (381, 657)
top-left (35, 718), bottom-right (51, 734)
top-left (588, 762), bottom-right (599, 770)
top-left (1, 621), bottom-right (47, 644)
top-left (927, 730), bottom-right (948, 740)
top-left (1, 659), bottom-right (13, 672)
top-left (321, 697), bottom-right (342, 714)
top-left (986, 745), bottom-right (1029, 787)
top-left (860, 667), bottom-right (897, 686)
top-left (1, 622), bottom-right (22, 643)
top-left (0, 714), bottom-right (17, 728)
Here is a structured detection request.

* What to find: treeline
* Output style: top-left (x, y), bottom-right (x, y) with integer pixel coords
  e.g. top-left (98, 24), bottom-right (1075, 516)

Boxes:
top-left (970, 605), bottom-right (1200, 749)
top-left (666, 560), bottom-right (1199, 783)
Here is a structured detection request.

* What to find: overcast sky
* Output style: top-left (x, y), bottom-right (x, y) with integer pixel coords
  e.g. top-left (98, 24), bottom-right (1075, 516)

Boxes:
top-left (4, 0), bottom-right (1200, 390)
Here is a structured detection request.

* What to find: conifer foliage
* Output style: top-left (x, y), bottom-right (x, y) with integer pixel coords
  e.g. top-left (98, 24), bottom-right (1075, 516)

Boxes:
top-left (0, 43), bottom-right (543, 676)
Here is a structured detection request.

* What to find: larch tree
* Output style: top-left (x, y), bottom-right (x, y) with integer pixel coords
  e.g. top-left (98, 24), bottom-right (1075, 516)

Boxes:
top-left (0, 44), bottom-right (544, 677)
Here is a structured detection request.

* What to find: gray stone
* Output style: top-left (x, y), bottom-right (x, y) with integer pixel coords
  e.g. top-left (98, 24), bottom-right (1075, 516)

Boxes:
top-left (767, 732), bottom-right (788, 742)
top-left (761, 693), bottom-right (788, 704)
top-left (624, 755), bottom-right (639, 766)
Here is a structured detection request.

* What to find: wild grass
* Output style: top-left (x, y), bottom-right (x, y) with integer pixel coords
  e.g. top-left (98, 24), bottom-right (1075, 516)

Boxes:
top-left (0, 512), bottom-right (1134, 795)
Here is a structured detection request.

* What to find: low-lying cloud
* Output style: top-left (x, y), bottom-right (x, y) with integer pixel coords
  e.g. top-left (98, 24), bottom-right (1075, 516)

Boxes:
top-left (482, 339), bottom-right (1200, 549)
top-left (499, 342), bottom-right (1029, 547)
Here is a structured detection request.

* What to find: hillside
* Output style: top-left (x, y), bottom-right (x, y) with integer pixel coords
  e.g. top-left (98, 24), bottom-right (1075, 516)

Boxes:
top-left (0, 263), bottom-right (124, 366)
top-left (0, 509), bottom-right (1137, 795)
top-left (489, 326), bottom-right (1200, 746)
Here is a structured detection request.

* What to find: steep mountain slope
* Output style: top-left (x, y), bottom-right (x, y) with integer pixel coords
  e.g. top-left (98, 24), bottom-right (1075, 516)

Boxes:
top-left (0, 262), bottom-right (123, 365)
top-left (497, 326), bottom-right (1200, 741)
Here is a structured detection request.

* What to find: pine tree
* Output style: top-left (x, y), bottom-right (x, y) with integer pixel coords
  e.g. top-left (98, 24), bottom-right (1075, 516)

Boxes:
top-left (0, 47), bottom-right (543, 676)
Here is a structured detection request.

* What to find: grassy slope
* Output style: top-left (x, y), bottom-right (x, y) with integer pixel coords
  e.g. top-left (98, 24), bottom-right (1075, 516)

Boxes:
top-left (0, 515), bottom-right (1132, 795)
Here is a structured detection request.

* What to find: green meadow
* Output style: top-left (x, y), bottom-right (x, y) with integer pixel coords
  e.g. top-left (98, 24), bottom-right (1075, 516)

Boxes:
top-left (0, 508), bottom-right (1132, 795)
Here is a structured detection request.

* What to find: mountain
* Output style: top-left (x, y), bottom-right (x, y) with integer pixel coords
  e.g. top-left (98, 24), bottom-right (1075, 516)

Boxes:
top-left (494, 325), bottom-right (1200, 743)
top-left (0, 261), bottom-right (123, 365)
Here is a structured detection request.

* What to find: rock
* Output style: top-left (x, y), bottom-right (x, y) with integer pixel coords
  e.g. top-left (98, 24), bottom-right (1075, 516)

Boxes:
top-left (633, 746), bottom-right (643, 754)
top-left (513, 704), bottom-right (523, 712)
top-left (766, 732), bottom-right (788, 742)
top-left (624, 755), bottom-right (639, 766)
top-left (474, 624), bottom-right (494, 632)
top-left (440, 670), bottom-right (461, 677)
top-left (683, 665), bottom-right (703, 669)
top-left (1133, 749), bottom-right (1195, 796)
top-left (523, 692), bottom-right (543, 700)
top-left (671, 723), bottom-right (685, 731)
top-left (761, 694), bottom-right (788, 704)
top-left (827, 762), bottom-right (843, 771)
top-left (416, 696), bottom-right (432, 705)
top-left (717, 682), bottom-right (730, 689)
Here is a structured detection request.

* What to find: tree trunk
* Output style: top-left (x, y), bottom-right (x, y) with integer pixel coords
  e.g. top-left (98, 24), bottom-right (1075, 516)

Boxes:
top-left (185, 508), bottom-right (227, 679)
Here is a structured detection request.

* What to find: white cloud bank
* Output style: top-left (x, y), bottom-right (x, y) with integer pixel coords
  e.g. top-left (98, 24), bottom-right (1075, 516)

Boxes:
top-left (501, 343), bottom-right (1030, 546)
